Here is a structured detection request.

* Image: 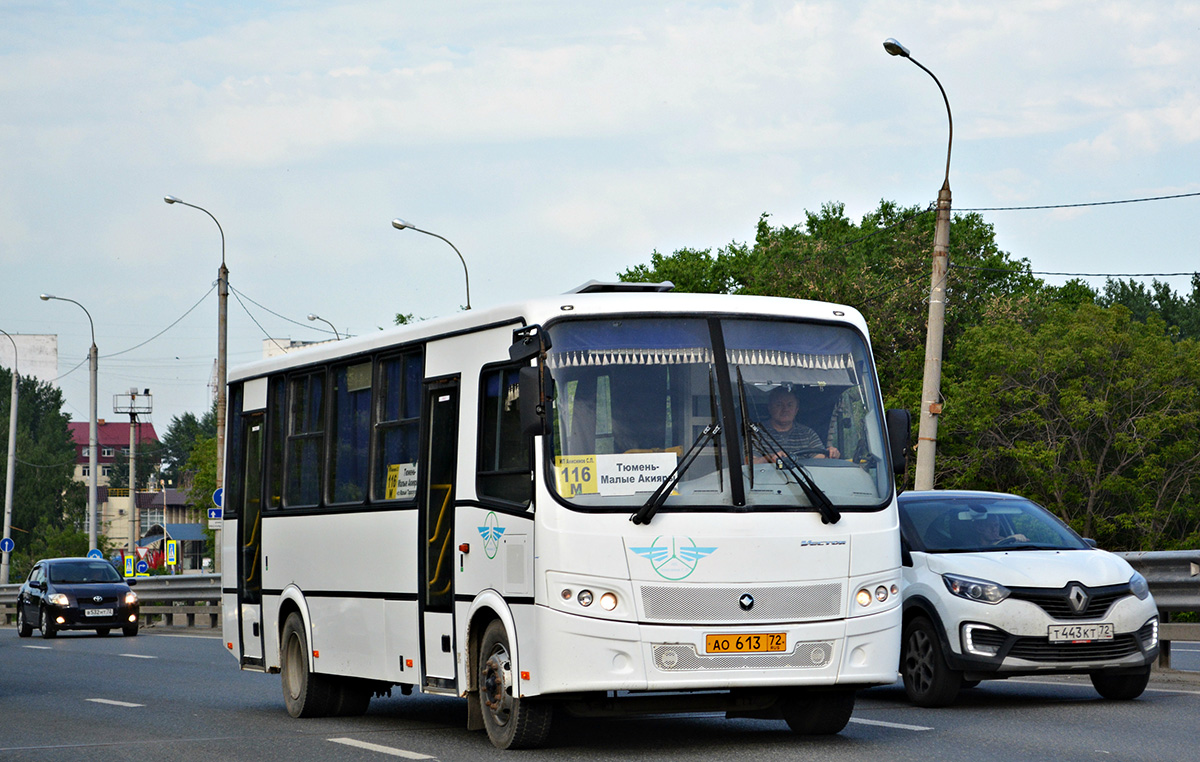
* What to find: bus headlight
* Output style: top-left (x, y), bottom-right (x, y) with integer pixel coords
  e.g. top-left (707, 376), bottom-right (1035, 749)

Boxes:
top-left (855, 589), bottom-right (872, 607)
top-left (600, 592), bottom-right (618, 611)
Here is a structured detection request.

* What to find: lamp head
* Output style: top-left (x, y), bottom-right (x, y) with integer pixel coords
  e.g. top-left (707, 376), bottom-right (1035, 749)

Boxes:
top-left (39, 294), bottom-right (53, 301)
top-left (307, 314), bottom-right (318, 321)
top-left (392, 218), bottom-right (411, 231)
top-left (164, 195), bottom-right (181, 204)
top-left (883, 38), bottom-right (910, 58)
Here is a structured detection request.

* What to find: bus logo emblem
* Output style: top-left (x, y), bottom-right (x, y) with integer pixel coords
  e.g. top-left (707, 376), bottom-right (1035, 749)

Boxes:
top-left (739, 594), bottom-right (754, 611)
top-left (478, 512), bottom-right (506, 559)
top-left (630, 536), bottom-right (716, 580)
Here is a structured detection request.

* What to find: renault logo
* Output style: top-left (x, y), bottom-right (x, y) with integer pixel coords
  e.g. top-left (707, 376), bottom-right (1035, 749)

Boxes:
top-left (1067, 584), bottom-right (1089, 614)
top-left (739, 593), bottom-right (755, 611)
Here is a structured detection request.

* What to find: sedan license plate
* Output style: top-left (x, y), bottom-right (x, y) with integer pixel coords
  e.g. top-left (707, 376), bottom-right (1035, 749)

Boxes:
top-left (705, 632), bottom-right (786, 654)
top-left (1048, 623), bottom-right (1114, 643)
top-left (85, 608), bottom-right (114, 617)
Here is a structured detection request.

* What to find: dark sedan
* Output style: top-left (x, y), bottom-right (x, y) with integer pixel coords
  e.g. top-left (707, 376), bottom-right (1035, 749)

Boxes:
top-left (16, 557), bottom-right (140, 637)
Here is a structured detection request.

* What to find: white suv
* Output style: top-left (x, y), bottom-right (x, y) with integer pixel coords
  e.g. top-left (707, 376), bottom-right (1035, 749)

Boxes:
top-left (897, 490), bottom-right (1159, 706)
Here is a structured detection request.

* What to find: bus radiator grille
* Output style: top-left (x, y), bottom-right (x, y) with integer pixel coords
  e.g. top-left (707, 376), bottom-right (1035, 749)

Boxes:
top-left (639, 583), bottom-right (843, 623)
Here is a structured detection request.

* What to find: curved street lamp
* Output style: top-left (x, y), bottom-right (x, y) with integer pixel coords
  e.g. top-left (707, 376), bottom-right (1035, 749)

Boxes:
top-left (884, 37), bottom-right (953, 491)
top-left (1, 329), bottom-right (18, 582)
top-left (39, 294), bottom-right (99, 552)
top-left (307, 313), bottom-right (341, 340)
top-left (391, 218), bottom-right (472, 310)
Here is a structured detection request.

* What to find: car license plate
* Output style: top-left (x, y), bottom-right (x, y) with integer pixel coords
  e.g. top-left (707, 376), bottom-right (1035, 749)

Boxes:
top-left (85, 608), bottom-right (114, 617)
top-left (1047, 623), bottom-right (1114, 642)
top-left (705, 632), bottom-right (787, 654)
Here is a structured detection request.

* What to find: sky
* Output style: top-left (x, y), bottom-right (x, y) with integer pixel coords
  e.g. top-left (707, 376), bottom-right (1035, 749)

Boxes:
top-left (2, 0), bottom-right (1198, 435)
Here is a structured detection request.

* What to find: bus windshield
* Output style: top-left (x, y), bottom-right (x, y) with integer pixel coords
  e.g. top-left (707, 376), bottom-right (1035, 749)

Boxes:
top-left (545, 316), bottom-right (892, 512)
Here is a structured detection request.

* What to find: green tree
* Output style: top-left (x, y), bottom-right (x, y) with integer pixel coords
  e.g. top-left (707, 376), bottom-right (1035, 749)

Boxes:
top-left (184, 435), bottom-right (218, 561)
top-left (0, 368), bottom-right (89, 580)
top-left (158, 406), bottom-right (216, 486)
top-left (940, 303), bottom-right (1200, 550)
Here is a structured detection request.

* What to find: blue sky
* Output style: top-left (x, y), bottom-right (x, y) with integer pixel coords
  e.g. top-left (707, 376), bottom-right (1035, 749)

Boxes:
top-left (3, 0), bottom-right (1198, 431)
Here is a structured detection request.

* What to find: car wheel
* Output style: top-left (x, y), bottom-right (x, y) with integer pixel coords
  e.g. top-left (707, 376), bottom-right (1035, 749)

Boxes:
top-left (280, 612), bottom-right (336, 717)
top-left (122, 623), bottom-right (138, 637)
top-left (17, 604), bottom-right (33, 637)
top-left (96, 628), bottom-right (111, 637)
top-left (478, 619), bottom-right (552, 749)
top-left (1090, 668), bottom-right (1150, 700)
top-left (777, 688), bottom-right (855, 735)
top-left (39, 606), bottom-right (58, 639)
top-left (901, 616), bottom-right (961, 707)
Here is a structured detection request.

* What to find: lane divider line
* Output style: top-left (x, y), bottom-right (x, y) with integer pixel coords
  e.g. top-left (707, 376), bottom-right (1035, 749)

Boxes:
top-left (86, 699), bottom-right (145, 708)
top-left (328, 738), bottom-right (435, 758)
top-left (849, 717), bottom-right (934, 732)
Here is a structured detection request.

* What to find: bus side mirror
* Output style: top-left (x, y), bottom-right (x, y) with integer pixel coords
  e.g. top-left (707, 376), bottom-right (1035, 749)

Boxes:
top-left (886, 408), bottom-right (911, 476)
top-left (519, 366), bottom-right (554, 437)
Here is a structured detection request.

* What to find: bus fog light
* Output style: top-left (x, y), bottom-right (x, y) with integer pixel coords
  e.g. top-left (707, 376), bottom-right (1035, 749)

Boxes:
top-left (577, 590), bottom-right (594, 607)
top-left (855, 589), bottom-right (872, 607)
top-left (600, 592), bottom-right (618, 611)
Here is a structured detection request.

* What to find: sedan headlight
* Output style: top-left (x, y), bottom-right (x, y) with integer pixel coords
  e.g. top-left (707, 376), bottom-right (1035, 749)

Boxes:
top-left (124, 590), bottom-right (138, 605)
top-left (47, 593), bottom-right (70, 607)
top-left (943, 573), bottom-right (1010, 604)
top-left (1130, 571), bottom-right (1151, 600)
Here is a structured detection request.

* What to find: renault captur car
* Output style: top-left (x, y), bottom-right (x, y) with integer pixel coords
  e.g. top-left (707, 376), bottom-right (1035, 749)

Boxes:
top-left (897, 491), bottom-right (1158, 706)
top-left (16, 557), bottom-right (140, 638)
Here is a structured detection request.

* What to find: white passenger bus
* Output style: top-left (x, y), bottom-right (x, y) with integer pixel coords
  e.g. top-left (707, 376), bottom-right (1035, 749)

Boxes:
top-left (220, 282), bottom-right (910, 748)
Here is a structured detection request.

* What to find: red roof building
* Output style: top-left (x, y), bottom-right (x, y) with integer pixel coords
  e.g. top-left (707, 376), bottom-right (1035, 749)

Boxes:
top-left (68, 419), bottom-right (160, 486)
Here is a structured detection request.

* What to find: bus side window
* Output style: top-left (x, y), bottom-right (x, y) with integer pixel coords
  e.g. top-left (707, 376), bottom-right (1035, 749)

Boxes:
top-left (374, 350), bottom-right (423, 502)
top-left (329, 362), bottom-right (372, 504)
top-left (478, 364), bottom-right (532, 508)
top-left (284, 371), bottom-right (325, 507)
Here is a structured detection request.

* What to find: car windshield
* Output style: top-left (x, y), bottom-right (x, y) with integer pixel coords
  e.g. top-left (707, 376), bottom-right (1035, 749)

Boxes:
top-left (899, 494), bottom-right (1089, 552)
top-left (48, 561), bottom-right (123, 584)
top-left (544, 316), bottom-right (892, 512)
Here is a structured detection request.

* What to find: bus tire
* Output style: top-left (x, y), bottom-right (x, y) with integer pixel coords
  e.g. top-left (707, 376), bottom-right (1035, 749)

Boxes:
top-left (332, 678), bottom-right (372, 716)
top-left (281, 612), bottom-right (336, 717)
top-left (778, 688), bottom-right (855, 735)
top-left (478, 619), bottom-right (552, 749)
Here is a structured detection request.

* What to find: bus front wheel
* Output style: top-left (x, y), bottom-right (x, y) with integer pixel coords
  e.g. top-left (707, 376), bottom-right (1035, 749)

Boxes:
top-left (477, 620), bottom-right (552, 749)
top-left (281, 612), bottom-right (336, 717)
top-left (778, 688), bottom-right (855, 734)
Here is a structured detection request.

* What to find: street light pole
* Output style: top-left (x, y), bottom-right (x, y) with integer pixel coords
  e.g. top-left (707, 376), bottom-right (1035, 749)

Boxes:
top-left (884, 38), bottom-right (953, 491)
top-left (307, 313), bottom-right (341, 340)
top-left (165, 195), bottom-right (226, 572)
top-left (391, 218), bottom-right (472, 310)
top-left (39, 295), bottom-right (99, 552)
top-left (1, 329), bottom-right (18, 583)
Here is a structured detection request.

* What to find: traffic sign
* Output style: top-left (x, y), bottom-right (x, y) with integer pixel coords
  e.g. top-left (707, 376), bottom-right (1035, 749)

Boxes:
top-left (136, 546), bottom-right (150, 561)
top-left (166, 540), bottom-right (178, 566)
top-left (136, 560), bottom-right (149, 575)
top-left (0, 537), bottom-right (14, 553)
top-left (208, 508), bottom-right (223, 520)
top-left (125, 556), bottom-right (134, 577)
top-left (87, 548), bottom-right (103, 559)
top-left (212, 487), bottom-right (223, 508)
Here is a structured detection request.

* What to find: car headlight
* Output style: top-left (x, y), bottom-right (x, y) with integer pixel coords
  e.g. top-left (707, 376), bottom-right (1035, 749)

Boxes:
top-left (943, 573), bottom-right (1010, 604)
top-left (47, 593), bottom-right (70, 607)
top-left (124, 590), bottom-right (138, 605)
top-left (1130, 571), bottom-right (1151, 600)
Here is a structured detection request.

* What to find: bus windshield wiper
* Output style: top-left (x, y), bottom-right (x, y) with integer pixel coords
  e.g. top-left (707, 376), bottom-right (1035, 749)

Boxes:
top-left (630, 423), bottom-right (721, 526)
top-left (747, 423), bottom-right (841, 525)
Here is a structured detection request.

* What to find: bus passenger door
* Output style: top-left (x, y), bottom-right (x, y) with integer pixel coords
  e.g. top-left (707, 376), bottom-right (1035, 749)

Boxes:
top-left (419, 378), bottom-right (459, 687)
top-left (238, 413), bottom-right (265, 663)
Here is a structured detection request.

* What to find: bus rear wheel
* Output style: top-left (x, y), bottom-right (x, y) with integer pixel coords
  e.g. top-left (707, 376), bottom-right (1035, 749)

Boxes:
top-left (478, 620), bottom-right (552, 749)
top-left (778, 688), bottom-right (855, 735)
top-left (281, 612), bottom-right (336, 717)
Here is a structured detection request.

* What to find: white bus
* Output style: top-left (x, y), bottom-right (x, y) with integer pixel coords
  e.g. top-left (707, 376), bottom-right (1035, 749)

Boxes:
top-left (220, 282), bottom-right (910, 748)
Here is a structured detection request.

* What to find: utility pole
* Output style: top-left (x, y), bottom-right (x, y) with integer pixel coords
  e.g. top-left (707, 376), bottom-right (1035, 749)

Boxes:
top-left (114, 389), bottom-right (152, 555)
top-left (1, 329), bottom-right (18, 584)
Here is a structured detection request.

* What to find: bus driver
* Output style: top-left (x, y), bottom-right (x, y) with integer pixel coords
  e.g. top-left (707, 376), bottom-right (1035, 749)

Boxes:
top-left (754, 386), bottom-right (839, 463)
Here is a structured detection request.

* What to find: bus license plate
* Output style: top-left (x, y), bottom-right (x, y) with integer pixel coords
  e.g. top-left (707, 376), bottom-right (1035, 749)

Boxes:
top-left (1048, 623), bottom-right (1113, 643)
top-left (705, 632), bottom-right (786, 654)
top-left (85, 608), bottom-right (114, 617)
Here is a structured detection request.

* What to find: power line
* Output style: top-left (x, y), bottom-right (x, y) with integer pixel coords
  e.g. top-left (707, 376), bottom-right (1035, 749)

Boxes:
top-left (952, 263), bottom-right (1199, 279)
top-left (956, 190), bottom-right (1200, 212)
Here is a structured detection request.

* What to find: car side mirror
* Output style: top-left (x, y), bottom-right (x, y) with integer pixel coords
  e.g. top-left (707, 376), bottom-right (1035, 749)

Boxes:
top-left (1082, 538), bottom-right (1098, 549)
top-left (900, 536), bottom-right (914, 567)
top-left (126, 578), bottom-right (138, 586)
top-left (31, 580), bottom-right (45, 590)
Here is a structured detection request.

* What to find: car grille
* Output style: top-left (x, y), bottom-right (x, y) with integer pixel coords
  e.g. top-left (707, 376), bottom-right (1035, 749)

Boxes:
top-left (1007, 582), bottom-right (1131, 620)
top-left (1007, 634), bottom-right (1142, 663)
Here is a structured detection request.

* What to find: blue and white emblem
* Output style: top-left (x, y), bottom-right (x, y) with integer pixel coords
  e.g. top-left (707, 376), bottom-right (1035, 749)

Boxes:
top-left (630, 536), bottom-right (717, 580)
top-left (478, 512), bottom-right (506, 559)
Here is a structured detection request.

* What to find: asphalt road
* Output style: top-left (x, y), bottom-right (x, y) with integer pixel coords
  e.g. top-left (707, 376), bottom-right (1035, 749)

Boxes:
top-left (2, 626), bottom-right (1198, 762)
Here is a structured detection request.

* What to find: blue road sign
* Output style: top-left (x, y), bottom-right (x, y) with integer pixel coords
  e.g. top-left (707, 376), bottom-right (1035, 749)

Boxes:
top-left (212, 487), bottom-right (223, 508)
top-left (87, 548), bottom-right (103, 559)
top-left (208, 508), bottom-right (223, 520)
top-left (136, 560), bottom-right (149, 574)
top-left (0, 537), bottom-right (14, 553)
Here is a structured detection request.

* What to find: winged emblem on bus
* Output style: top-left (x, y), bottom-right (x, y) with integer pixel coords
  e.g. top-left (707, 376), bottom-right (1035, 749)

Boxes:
top-left (478, 512), bottom-right (506, 558)
top-left (630, 536), bottom-right (717, 580)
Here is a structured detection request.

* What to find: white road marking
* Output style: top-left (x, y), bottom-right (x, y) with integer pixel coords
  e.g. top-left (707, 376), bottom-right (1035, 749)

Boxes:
top-left (86, 698), bottom-right (145, 708)
top-left (23, 645), bottom-right (52, 650)
top-left (119, 653), bottom-right (157, 659)
top-left (328, 738), bottom-right (435, 758)
top-left (850, 717), bottom-right (933, 731)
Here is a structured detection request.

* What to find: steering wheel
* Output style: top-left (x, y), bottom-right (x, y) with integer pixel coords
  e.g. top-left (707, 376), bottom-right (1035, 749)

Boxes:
top-left (789, 447), bottom-right (828, 459)
top-left (995, 535), bottom-right (1021, 546)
